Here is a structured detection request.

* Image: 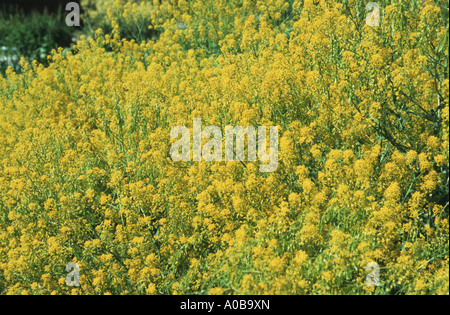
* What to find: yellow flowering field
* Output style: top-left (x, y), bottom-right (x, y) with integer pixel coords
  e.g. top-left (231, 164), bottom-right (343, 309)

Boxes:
top-left (0, 0), bottom-right (448, 295)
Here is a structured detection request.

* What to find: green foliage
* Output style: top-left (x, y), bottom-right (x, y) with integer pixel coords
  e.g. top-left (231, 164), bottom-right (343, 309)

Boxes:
top-left (0, 6), bottom-right (74, 76)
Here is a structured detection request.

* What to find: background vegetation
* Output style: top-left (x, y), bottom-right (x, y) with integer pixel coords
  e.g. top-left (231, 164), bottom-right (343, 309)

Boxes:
top-left (0, 4), bottom-right (76, 76)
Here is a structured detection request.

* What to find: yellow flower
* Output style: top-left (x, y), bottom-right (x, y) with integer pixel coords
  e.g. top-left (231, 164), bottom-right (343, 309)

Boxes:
top-left (85, 189), bottom-right (96, 199)
top-left (384, 182), bottom-right (401, 202)
top-left (146, 283), bottom-right (157, 295)
top-left (269, 258), bottom-right (283, 273)
top-left (209, 287), bottom-right (224, 295)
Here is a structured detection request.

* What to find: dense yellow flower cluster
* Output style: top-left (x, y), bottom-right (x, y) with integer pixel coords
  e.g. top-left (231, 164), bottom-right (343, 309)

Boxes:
top-left (81, 0), bottom-right (155, 22)
top-left (0, 0), bottom-right (448, 295)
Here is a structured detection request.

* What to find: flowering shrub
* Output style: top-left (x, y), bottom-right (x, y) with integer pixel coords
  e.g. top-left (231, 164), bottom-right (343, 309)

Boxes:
top-left (81, 0), bottom-right (159, 42)
top-left (0, 0), bottom-right (448, 295)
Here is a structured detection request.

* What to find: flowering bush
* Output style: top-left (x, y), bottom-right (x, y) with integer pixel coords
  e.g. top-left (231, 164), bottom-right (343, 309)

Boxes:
top-left (81, 0), bottom-right (159, 42)
top-left (0, 0), bottom-right (448, 295)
